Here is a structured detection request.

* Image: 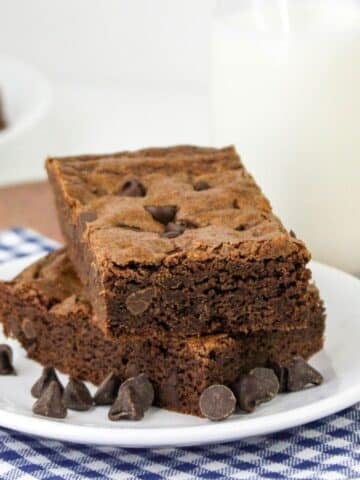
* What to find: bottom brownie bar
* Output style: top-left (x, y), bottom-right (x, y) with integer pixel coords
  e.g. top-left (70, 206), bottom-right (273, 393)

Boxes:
top-left (0, 250), bottom-right (325, 416)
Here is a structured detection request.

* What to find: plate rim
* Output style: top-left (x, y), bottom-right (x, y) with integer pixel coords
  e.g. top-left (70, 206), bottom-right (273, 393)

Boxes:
top-left (0, 255), bottom-right (359, 448)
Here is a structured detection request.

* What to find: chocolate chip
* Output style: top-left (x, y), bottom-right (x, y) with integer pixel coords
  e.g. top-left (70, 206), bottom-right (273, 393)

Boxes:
top-left (63, 377), bottom-right (93, 411)
top-left (267, 360), bottom-right (287, 393)
top-left (194, 180), bottom-right (210, 191)
top-left (119, 374), bottom-right (154, 410)
top-left (119, 179), bottom-right (146, 197)
top-left (94, 372), bottom-right (121, 405)
top-left (144, 205), bottom-right (177, 225)
top-left (289, 230), bottom-right (297, 238)
top-left (21, 318), bottom-right (37, 340)
top-left (31, 366), bottom-right (64, 399)
top-left (125, 287), bottom-right (155, 315)
top-left (0, 345), bottom-right (15, 375)
top-left (32, 381), bottom-right (67, 419)
top-left (199, 385), bottom-right (236, 421)
top-left (160, 223), bottom-right (186, 239)
top-left (286, 356), bottom-right (323, 392)
top-left (108, 386), bottom-right (144, 421)
top-left (79, 210), bottom-right (98, 234)
top-left (232, 367), bottom-right (279, 413)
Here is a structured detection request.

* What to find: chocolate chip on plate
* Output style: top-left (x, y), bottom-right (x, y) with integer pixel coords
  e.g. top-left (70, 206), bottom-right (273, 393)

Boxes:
top-left (0, 344), bottom-right (15, 375)
top-left (286, 356), bottom-right (323, 392)
top-left (125, 287), bottom-right (155, 316)
top-left (31, 366), bottom-right (64, 399)
top-left (144, 205), bottom-right (177, 225)
top-left (119, 179), bottom-right (146, 197)
top-left (63, 377), bottom-right (93, 411)
top-left (232, 367), bottom-right (279, 413)
top-left (160, 222), bottom-right (186, 239)
top-left (108, 385), bottom-right (144, 421)
top-left (267, 360), bottom-right (288, 393)
top-left (119, 374), bottom-right (154, 410)
top-left (94, 371), bottom-right (121, 406)
top-left (21, 318), bottom-right (37, 340)
top-left (193, 180), bottom-right (210, 191)
top-left (32, 380), bottom-right (67, 419)
top-left (199, 384), bottom-right (236, 421)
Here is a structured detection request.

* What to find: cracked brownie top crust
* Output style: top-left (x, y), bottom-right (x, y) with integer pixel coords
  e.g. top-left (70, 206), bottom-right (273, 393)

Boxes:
top-left (46, 146), bottom-right (309, 267)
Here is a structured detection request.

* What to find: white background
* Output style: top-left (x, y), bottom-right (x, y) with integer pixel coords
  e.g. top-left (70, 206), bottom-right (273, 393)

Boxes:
top-left (0, 0), bottom-right (214, 185)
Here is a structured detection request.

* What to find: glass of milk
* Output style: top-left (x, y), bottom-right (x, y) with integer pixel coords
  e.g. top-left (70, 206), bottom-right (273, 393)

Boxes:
top-left (211, 0), bottom-right (360, 273)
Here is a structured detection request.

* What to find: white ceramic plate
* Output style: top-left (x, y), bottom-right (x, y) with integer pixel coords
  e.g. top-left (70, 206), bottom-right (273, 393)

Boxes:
top-left (0, 254), bottom-right (359, 448)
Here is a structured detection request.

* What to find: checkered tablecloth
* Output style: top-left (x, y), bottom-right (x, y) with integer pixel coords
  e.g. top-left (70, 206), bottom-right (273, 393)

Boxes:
top-left (0, 227), bottom-right (359, 480)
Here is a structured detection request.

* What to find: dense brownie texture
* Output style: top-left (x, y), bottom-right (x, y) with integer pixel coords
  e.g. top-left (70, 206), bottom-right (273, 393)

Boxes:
top-left (0, 250), bottom-right (325, 416)
top-left (0, 93), bottom-right (6, 131)
top-left (47, 146), bottom-right (313, 338)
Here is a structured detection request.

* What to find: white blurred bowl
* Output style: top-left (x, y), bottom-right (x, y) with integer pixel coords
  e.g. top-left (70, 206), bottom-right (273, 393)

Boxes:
top-left (0, 55), bottom-right (52, 185)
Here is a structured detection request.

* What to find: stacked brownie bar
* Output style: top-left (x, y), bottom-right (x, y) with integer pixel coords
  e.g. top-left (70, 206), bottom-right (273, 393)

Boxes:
top-left (0, 146), bottom-right (325, 416)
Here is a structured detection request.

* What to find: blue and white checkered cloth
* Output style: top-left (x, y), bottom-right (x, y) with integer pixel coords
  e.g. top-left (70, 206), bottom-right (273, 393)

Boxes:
top-left (0, 227), bottom-right (359, 480)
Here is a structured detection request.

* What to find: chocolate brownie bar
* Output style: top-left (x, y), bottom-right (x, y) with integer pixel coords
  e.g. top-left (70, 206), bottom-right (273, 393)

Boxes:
top-left (0, 250), bottom-right (325, 416)
top-left (47, 146), bottom-right (312, 338)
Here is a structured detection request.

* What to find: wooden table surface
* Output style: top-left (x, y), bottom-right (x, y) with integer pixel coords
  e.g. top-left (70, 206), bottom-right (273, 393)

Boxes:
top-left (0, 181), bottom-right (62, 241)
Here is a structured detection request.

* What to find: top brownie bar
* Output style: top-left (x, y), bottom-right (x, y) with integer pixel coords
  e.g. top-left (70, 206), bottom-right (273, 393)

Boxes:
top-left (46, 145), bottom-right (312, 338)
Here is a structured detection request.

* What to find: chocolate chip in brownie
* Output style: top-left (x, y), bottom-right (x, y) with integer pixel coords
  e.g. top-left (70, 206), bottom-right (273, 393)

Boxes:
top-left (94, 371), bottom-right (121, 406)
top-left (79, 210), bottom-right (98, 234)
top-left (160, 223), bottom-right (186, 239)
top-left (63, 377), bottom-right (93, 411)
top-left (32, 381), bottom-right (67, 419)
top-left (119, 374), bottom-right (154, 410)
top-left (286, 356), bottom-right (323, 392)
top-left (193, 180), bottom-right (210, 191)
top-left (232, 367), bottom-right (279, 413)
top-left (108, 385), bottom-right (144, 421)
top-left (144, 205), bottom-right (177, 225)
top-left (31, 366), bottom-right (64, 399)
top-left (0, 345), bottom-right (15, 375)
top-left (199, 384), bottom-right (236, 421)
top-left (125, 287), bottom-right (155, 315)
top-left (119, 179), bottom-right (146, 197)
top-left (21, 318), bottom-right (37, 340)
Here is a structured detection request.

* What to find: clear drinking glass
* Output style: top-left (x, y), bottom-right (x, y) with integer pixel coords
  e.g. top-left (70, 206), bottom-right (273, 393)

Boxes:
top-left (211, 0), bottom-right (360, 273)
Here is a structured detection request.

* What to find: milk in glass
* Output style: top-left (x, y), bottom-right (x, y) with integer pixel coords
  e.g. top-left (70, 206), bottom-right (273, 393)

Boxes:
top-left (211, 0), bottom-right (360, 272)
